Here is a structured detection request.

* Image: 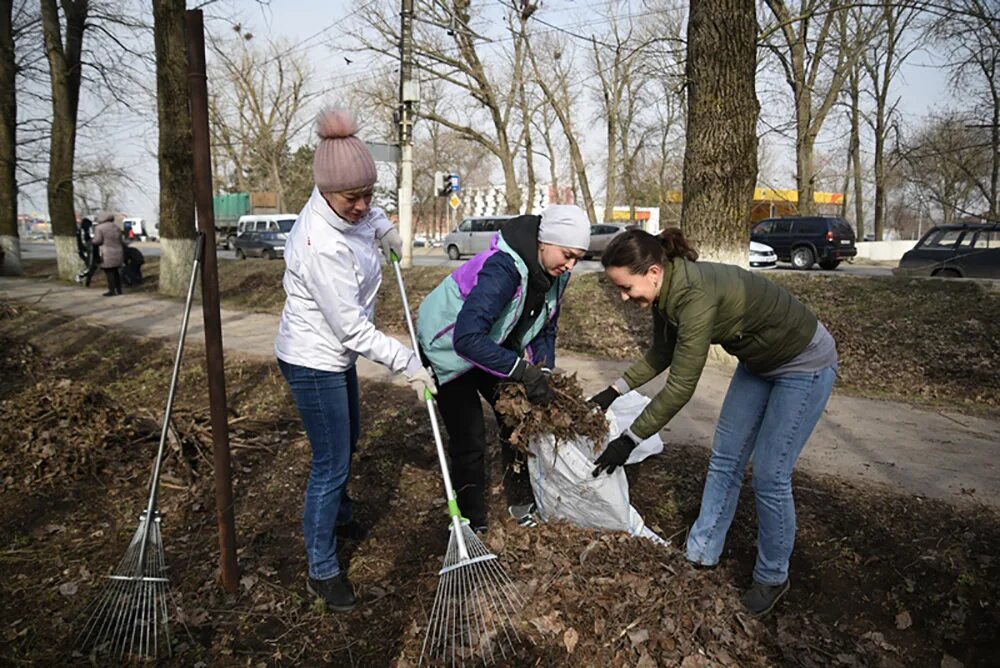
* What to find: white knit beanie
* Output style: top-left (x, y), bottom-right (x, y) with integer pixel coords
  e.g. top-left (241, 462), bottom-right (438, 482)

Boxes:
top-left (538, 205), bottom-right (590, 251)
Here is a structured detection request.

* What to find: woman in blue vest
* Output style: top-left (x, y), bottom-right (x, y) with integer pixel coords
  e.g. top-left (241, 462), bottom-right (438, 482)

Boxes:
top-left (417, 205), bottom-right (591, 533)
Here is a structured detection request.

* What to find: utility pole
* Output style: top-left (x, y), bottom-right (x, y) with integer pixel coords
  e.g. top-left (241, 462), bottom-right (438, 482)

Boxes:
top-left (398, 0), bottom-right (417, 268)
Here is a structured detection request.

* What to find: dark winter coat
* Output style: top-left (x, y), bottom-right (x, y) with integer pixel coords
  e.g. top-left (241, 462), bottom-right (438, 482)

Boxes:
top-left (417, 216), bottom-right (567, 384)
top-left (92, 220), bottom-right (124, 269)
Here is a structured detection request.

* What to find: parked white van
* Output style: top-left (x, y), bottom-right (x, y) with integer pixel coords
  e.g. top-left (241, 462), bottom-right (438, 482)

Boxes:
top-left (229, 214), bottom-right (297, 250)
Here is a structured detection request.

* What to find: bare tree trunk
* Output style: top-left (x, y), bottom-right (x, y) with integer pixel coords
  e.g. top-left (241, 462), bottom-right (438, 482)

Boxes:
top-left (596, 35), bottom-right (620, 219)
top-left (872, 94), bottom-right (887, 240)
top-left (41, 0), bottom-right (87, 279)
top-left (154, 0), bottom-right (197, 296)
top-left (849, 64), bottom-right (864, 238)
top-left (0, 0), bottom-right (20, 275)
top-left (681, 0), bottom-right (758, 265)
top-left (518, 78), bottom-right (536, 214)
top-left (535, 105), bottom-right (560, 196)
top-left (991, 86), bottom-right (999, 220)
top-left (863, 1), bottom-right (922, 239)
top-left (795, 103), bottom-right (818, 216)
top-left (514, 6), bottom-right (537, 216)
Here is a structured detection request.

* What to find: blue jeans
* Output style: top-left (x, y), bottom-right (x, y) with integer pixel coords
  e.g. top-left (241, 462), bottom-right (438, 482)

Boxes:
top-left (278, 359), bottom-right (360, 580)
top-left (686, 364), bottom-right (836, 585)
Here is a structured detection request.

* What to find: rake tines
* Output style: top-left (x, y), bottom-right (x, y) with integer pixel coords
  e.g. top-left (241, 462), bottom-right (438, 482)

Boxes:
top-left (77, 512), bottom-right (173, 659)
top-left (420, 522), bottom-right (523, 666)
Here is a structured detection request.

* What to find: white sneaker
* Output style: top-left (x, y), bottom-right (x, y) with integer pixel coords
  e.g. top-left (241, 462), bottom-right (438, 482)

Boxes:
top-left (508, 503), bottom-right (539, 528)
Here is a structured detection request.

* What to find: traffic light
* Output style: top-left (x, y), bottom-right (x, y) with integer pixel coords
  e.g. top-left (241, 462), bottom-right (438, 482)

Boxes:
top-left (434, 171), bottom-right (460, 196)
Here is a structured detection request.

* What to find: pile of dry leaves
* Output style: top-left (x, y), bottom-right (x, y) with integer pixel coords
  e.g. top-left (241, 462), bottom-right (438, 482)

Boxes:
top-left (395, 522), bottom-right (770, 667)
top-left (494, 371), bottom-right (608, 455)
top-left (0, 378), bottom-right (159, 491)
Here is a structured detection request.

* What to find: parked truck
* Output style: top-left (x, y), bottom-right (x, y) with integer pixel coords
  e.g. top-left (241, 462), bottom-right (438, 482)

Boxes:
top-left (213, 193), bottom-right (251, 250)
top-left (213, 192), bottom-right (284, 249)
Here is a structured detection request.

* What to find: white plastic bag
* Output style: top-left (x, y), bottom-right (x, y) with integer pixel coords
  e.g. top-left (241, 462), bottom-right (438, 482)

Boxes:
top-left (526, 392), bottom-right (667, 545)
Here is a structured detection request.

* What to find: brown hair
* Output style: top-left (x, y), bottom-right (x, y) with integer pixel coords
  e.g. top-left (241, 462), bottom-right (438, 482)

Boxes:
top-left (601, 227), bottom-right (698, 274)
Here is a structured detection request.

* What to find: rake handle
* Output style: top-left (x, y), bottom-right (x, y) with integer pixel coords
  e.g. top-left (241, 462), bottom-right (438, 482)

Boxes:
top-left (136, 233), bottom-right (205, 574)
top-left (390, 251), bottom-right (470, 560)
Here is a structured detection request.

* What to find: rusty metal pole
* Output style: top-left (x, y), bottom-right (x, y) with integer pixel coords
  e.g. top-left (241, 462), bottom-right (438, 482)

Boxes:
top-left (184, 8), bottom-right (239, 593)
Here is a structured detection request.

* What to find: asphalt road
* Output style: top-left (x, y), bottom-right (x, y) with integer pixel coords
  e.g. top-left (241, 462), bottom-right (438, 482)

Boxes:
top-left (19, 241), bottom-right (895, 277)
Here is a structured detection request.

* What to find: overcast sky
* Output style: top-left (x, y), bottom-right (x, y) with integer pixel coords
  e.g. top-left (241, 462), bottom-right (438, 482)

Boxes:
top-left (17, 0), bottom-right (954, 223)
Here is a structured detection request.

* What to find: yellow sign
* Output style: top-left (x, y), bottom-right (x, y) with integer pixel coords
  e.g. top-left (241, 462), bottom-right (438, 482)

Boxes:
top-left (665, 189), bottom-right (844, 204)
top-left (752, 188), bottom-right (844, 204)
top-left (449, 194), bottom-right (461, 209)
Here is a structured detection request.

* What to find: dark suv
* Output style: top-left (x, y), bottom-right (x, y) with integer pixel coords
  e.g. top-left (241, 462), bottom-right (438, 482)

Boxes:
top-left (751, 216), bottom-right (857, 270)
top-left (894, 223), bottom-right (999, 279)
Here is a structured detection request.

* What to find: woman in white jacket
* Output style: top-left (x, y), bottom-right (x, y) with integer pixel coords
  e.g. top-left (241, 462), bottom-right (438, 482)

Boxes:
top-left (275, 109), bottom-right (434, 611)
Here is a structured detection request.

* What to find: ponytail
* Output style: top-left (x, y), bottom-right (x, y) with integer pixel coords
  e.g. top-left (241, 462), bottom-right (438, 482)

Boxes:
top-left (659, 227), bottom-right (699, 262)
top-left (601, 227), bottom-right (698, 274)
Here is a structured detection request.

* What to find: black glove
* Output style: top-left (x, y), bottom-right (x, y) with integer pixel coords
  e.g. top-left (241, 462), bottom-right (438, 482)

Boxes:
top-left (588, 386), bottom-right (620, 412)
top-left (592, 432), bottom-right (638, 476)
top-left (511, 360), bottom-right (554, 405)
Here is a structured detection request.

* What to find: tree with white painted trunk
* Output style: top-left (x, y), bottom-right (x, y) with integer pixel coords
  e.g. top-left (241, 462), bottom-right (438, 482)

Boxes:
top-left (40, 0), bottom-right (87, 280)
top-left (153, 0), bottom-right (197, 297)
top-left (681, 0), bottom-right (759, 265)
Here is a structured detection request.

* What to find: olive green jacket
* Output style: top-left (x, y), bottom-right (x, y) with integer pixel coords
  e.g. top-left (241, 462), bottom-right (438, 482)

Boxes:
top-left (623, 258), bottom-right (818, 439)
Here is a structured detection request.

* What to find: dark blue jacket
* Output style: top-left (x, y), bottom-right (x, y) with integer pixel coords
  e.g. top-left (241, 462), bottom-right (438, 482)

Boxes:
top-left (451, 251), bottom-right (560, 376)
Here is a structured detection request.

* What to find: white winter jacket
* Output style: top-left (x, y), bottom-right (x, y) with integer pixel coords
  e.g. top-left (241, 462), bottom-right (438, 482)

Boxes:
top-left (274, 187), bottom-right (419, 376)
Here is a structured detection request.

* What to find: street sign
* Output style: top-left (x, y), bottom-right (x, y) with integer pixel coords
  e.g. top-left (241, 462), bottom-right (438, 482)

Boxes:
top-left (449, 194), bottom-right (460, 209)
top-left (448, 173), bottom-right (460, 192)
top-left (367, 141), bottom-right (401, 164)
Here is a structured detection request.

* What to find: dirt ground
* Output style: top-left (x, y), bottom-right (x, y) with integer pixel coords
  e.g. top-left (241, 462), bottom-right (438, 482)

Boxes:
top-left (1, 303), bottom-right (998, 667)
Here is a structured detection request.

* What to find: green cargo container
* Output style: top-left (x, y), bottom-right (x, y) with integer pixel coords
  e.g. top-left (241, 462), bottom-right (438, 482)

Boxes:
top-left (213, 193), bottom-right (250, 226)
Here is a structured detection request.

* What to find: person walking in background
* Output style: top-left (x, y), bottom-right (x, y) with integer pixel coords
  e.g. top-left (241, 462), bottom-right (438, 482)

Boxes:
top-left (275, 108), bottom-right (435, 612)
top-left (91, 211), bottom-right (123, 296)
top-left (75, 216), bottom-right (100, 287)
top-left (588, 228), bottom-right (837, 618)
top-left (416, 204), bottom-right (591, 534)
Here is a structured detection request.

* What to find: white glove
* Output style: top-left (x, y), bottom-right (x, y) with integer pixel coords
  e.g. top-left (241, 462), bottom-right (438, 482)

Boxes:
top-left (407, 367), bottom-right (437, 401)
top-left (378, 226), bottom-right (403, 263)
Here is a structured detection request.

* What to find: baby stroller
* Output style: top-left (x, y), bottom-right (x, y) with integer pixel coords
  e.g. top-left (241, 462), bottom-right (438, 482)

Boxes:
top-left (121, 246), bottom-right (145, 286)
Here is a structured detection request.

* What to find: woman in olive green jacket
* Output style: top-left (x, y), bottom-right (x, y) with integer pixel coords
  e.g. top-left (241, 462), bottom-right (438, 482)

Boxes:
top-left (589, 228), bottom-right (837, 618)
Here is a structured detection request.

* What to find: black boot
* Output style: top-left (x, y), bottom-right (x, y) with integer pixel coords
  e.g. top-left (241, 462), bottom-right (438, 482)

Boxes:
top-left (307, 574), bottom-right (357, 612)
top-left (741, 579), bottom-right (789, 617)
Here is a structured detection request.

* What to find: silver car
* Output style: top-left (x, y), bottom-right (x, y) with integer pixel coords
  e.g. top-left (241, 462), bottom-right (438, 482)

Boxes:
top-left (586, 223), bottom-right (630, 259)
top-left (444, 216), bottom-right (516, 260)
